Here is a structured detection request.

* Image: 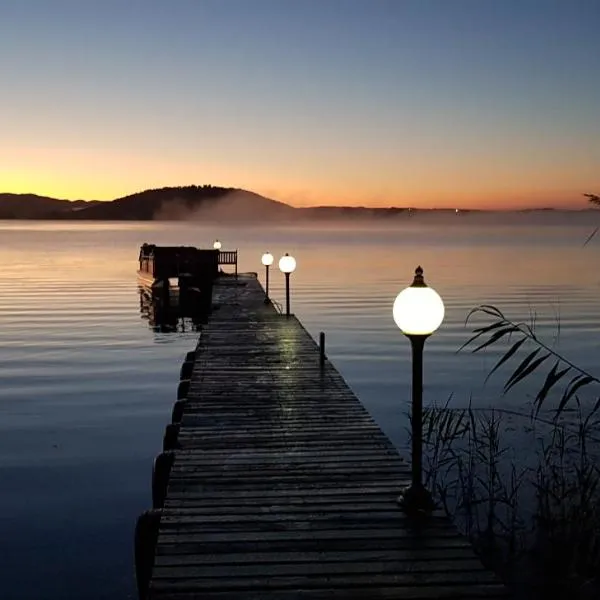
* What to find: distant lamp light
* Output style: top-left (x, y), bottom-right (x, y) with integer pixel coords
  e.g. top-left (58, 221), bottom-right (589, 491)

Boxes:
top-left (261, 252), bottom-right (274, 303)
top-left (261, 252), bottom-right (274, 267)
top-left (278, 254), bottom-right (296, 274)
top-left (279, 253), bottom-right (296, 316)
top-left (393, 266), bottom-right (444, 515)
top-left (213, 239), bottom-right (222, 250)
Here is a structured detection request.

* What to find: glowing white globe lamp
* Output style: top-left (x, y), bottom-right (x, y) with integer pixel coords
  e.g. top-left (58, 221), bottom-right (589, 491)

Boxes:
top-left (261, 252), bottom-right (274, 303)
top-left (261, 252), bottom-right (274, 267)
top-left (213, 239), bottom-right (222, 250)
top-left (278, 253), bottom-right (296, 274)
top-left (393, 273), bottom-right (444, 336)
top-left (279, 253), bottom-right (296, 316)
top-left (394, 265), bottom-right (444, 515)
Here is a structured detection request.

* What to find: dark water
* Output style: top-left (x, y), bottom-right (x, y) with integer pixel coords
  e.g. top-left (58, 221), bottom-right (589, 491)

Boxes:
top-left (0, 217), bottom-right (599, 599)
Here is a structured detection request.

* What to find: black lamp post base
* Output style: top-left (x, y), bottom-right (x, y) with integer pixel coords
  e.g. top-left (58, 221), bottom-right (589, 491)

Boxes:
top-left (264, 297), bottom-right (270, 305)
top-left (397, 483), bottom-right (436, 516)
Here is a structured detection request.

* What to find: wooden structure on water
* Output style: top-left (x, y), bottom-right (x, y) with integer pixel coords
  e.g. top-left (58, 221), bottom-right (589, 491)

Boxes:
top-left (137, 244), bottom-right (238, 291)
top-left (135, 275), bottom-right (508, 599)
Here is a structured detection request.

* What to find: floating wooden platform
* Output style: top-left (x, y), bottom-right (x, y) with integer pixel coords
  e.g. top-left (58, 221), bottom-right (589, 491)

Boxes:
top-left (139, 275), bottom-right (508, 599)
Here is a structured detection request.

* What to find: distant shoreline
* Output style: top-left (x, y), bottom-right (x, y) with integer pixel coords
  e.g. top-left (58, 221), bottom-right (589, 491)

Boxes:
top-left (0, 187), bottom-right (597, 220)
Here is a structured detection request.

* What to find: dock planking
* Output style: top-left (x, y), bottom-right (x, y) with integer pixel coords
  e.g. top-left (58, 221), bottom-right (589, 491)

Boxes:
top-left (143, 274), bottom-right (508, 599)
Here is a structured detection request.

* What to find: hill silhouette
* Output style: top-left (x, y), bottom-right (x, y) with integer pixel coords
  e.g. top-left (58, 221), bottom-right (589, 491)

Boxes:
top-left (0, 185), bottom-right (294, 221)
top-left (0, 187), bottom-right (464, 220)
top-left (1, 186), bottom-right (597, 221)
top-left (0, 193), bottom-right (95, 219)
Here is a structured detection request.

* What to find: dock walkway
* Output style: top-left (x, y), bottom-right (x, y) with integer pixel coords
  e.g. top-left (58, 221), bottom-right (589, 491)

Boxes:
top-left (143, 275), bottom-right (507, 599)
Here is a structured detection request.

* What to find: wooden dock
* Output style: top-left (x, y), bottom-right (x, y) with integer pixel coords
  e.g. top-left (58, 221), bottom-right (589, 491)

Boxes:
top-left (137, 274), bottom-right (508, 599)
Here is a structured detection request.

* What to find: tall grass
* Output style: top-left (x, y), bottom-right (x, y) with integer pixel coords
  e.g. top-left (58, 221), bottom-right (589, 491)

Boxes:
top-left (423, 288), bottom-right (600, 597)
top-left (419, 194), bottom-right (600, 596)
top-left (423, 403), bottom-right (600, 597)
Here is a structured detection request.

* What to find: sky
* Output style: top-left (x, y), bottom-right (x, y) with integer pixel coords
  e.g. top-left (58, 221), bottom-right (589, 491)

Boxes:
top-left (1, 0), bottom-right (599, 210)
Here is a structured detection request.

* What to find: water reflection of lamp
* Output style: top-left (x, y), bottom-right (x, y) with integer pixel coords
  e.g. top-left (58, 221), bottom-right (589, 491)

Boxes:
top-left (393, 265), bottom-right (444, 515)
top-left (213, 240), bottom-right (222, 250)
top-left (278, 253), bottom-right (296, 317)
top-left (261, 252), bottom-right (274, 303)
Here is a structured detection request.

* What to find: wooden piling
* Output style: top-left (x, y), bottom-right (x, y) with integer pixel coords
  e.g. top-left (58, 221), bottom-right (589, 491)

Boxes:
top-left (171, 400), bottom-right (186, 424)
top-left (152, 451), bottom-right (176, 509)
top-left (162, 423), bottom-right (180, 451)
top-left (179, 360), bottom-right (194, 380)
top-left (134, 509), bottom-right (162, 600)
top-left (319, 330), bottom-right (325, 368)
top-left (176, 379), bottom-right (189, 400)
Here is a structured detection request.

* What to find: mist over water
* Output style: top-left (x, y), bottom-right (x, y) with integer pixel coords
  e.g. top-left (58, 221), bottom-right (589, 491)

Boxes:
top-left (152, 190), bottom-right (295, 221)
top-left (136, 187), bottom-right (600, 225)
top-left (0, 217), bottom-right (599, 599)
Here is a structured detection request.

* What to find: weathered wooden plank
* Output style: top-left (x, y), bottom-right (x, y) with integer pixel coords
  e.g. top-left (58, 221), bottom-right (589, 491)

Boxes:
top-left (165, 484), bottom-right (406, 499)
top-left (158, 511), bottom-right (453, 528)
top-left (150, 571), bottom-right (499, 590)
top-left (156, 527), bottom-right (469, 544)
top-left (153, 547), bottom-right (482, 566)
top-left (160, 502), bottom-right (425, 514)
top-left (175, 437), bottom-right (397, 447)
top-left (163, 497), bottom-right (405, 509)
top-left (157, 523), bottom-right (458, 536)
top-left (155, 536), bottom-right (474, 556)
top-left (171, 451), bottom-right (404, 462)
top-left (169, 464), bottom-right (408, 476)
top-left (152, 558), bottom-right (490, 578)
top-left (165, 478), bottom-right (409, 491)
top-left (149, 585), bottom-right (508, 599)
top-left (176, 426), bottom-right (384, 437)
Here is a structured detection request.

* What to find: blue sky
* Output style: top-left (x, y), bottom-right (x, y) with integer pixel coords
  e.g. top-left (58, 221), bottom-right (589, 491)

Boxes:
top-left (1, 0), bottom-right (599, 208)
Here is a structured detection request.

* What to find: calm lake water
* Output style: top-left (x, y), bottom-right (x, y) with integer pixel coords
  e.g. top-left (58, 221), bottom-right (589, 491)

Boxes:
top-left (0, 216), bottom-right (599, 599)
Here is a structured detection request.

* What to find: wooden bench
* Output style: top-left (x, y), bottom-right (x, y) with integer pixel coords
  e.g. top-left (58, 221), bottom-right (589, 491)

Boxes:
top-left (217, 250), bottom-right (237, 277)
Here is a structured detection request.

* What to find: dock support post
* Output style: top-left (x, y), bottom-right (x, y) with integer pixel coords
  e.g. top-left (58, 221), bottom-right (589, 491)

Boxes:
top-left (163, 423), bottom-right (181, 451)
top-left (319, 332), bottom-right (325, 368)
top-left (172, 399), bottom-right (187, 424)
top-left (180, 360), bottom-right (194, 380)
top-left (159, 278), bottom-right (170, 308)
top-left (177, 379), bottom-right (190, 400)
top-left (152, 451), bottom-right (176, 509)
top-left (134, 509), bottom-right (162, 600)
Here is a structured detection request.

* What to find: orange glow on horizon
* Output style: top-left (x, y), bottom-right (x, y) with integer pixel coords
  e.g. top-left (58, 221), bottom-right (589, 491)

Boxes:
top-left (0, 147), bottom-right (596, 211)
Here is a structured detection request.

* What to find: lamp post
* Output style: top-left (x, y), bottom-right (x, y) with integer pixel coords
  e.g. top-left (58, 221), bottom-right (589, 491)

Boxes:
top-left (393, 265), bottom-right (444, 514)
top-left (278, 253), bottom-right (296, 317)
top-left (213, 239), bottom-right (221, 250)
top-left (261, 252), bottom-right (274, 303)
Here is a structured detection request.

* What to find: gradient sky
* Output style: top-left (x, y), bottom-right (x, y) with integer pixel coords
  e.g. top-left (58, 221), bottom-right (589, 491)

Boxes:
top-left (1, 0), bottom-right (599, 209)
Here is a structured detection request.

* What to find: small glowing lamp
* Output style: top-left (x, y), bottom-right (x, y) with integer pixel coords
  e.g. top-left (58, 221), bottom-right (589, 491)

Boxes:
top-left (393, 266), bottom-right (444, 336)
top-left (213, 239), bottom-right (222, 250)
top-left (278, 253), bottom-right (296, 274)
top-left (261, 252), bottom-right (274, 267)
top-left (394, 265), bottom-right (444, 515)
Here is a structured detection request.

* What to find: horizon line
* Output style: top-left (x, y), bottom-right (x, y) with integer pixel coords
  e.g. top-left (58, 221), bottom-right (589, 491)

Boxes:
top-left (0, 188), bottom-right (596, 213)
